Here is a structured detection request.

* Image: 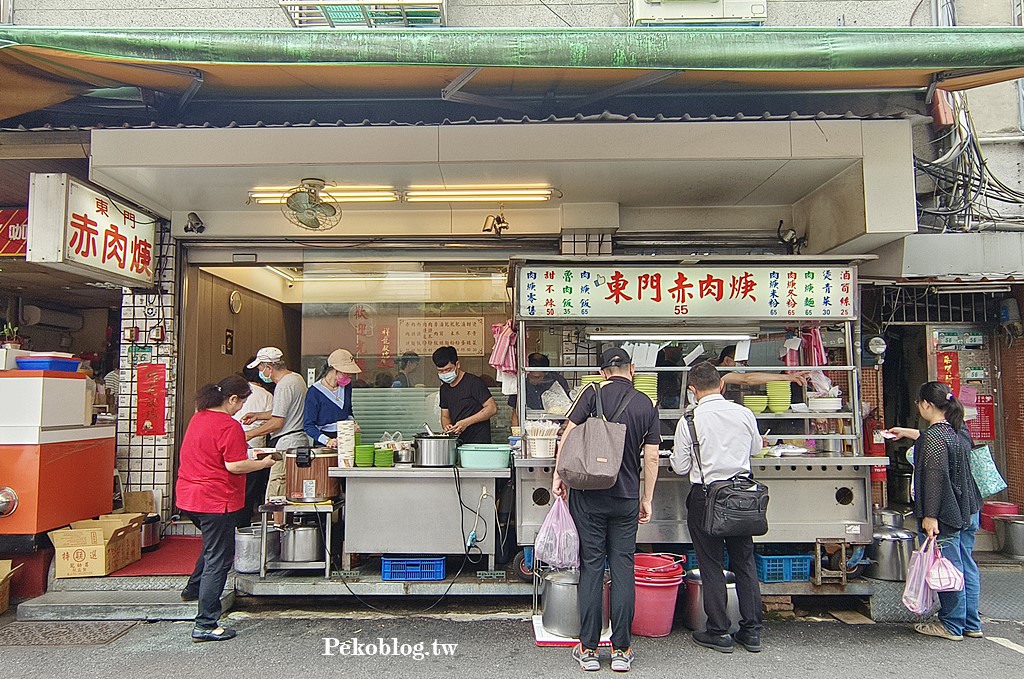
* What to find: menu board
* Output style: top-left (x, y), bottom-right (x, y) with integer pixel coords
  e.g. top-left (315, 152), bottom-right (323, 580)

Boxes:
top-left (398, 317), bottom-right (485, 356)
top-left (516, 265), bottom-right (855, 320)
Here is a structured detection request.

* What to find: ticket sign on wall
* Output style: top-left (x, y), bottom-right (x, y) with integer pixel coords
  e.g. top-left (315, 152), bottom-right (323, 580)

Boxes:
top-left (26, 173), bottom-right (157, 287)
top-left (516, 265), bottom-right (855, 320)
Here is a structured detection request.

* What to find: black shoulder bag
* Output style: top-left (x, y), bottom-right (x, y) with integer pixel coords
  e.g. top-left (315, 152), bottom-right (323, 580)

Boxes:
top-left (685, 410), bottom-right (770, 537)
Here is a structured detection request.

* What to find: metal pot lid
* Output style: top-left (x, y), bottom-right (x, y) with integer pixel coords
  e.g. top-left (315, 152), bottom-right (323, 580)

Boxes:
top-left (545, 570), bottom-right (580, 584)
top-left (415, 433), bottom-right (457, 439)
top-left (873, 526), bottom-right (916, 540)
top-left (993, 514), bottom-right (1024, 524)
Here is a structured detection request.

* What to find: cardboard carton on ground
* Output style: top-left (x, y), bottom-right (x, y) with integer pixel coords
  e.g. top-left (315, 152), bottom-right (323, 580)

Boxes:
top-left (48, 513), bottom-right (145, 578)
top-left (0, 560), bottom-right (22, 613)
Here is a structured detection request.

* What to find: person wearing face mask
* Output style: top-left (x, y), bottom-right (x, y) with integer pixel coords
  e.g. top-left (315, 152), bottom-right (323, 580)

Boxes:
top-left (304, 349), bottom-right (362, 447)
top-left (432, 345), bottom-right (497, 444)
top-left (241, 347), bottom-right (308, 499)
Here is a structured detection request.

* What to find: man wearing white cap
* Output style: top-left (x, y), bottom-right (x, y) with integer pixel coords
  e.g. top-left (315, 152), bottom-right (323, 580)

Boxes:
top-left (241, 347), bottom-right (307, 499)
top-left (304, 349), bottom-right (361, 447)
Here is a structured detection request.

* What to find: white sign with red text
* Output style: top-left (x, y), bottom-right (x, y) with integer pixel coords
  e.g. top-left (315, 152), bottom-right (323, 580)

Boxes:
top-left (27, 173), bottom-right (157, 288)
top-left (516, 265), bottom-right (856, 321)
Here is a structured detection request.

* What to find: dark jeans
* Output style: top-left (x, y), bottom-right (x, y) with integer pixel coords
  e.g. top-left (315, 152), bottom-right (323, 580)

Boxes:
top-left (244, 468), bottom-right (271, 522)
top-left (186, 509), bottom-right (246, 629)
top-left (918, 512), bottom-right (981, 635)
top-left (686, 487), bottom-right (763, 636)
top-left (568, 491), bottom-right (639, 651)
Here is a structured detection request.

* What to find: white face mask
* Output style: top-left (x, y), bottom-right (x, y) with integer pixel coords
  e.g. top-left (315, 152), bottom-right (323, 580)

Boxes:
top-left (439, 370), bottom-right (457, 384)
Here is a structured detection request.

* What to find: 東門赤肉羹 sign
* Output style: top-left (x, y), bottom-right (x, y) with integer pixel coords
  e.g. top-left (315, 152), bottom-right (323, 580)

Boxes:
top-left (27, 173), bottom-right (157, 288)
top-left (516, 265), bottom-right (855, 320)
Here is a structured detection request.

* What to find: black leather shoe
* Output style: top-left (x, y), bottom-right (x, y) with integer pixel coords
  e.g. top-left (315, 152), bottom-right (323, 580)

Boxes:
top-left (692, 630), bottom-right (734, 653)
top-left (191, 626), bottom-right (237, 642)
top-left (734, 629), bottom-right (762, 652)
top-left (180, 589), bottom-right (199, 602)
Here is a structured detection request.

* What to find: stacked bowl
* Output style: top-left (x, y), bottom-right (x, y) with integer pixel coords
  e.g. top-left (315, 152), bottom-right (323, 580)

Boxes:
top-left (354, 444), bottom-right (376, 467)
top-left (373, 446), bottom-right (395, 467)
top-left (766, 381), bottom-right (792, 413)
top-left (581, 374), bottom-right (603, 388)
top-left (807, 397), bottom-right (843, 412)
top-left (633, 373), bottom-right (658, 405)
top-left (742, 395), bottom-right (768, 413)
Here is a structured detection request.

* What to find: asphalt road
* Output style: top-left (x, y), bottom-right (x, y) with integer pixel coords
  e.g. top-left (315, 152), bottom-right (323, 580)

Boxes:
top-left (4, 602), bottom-right (1024, 679)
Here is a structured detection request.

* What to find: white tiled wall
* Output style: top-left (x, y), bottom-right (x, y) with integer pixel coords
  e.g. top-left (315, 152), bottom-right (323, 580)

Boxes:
top-left (115, 230), bottom-right (179, 522)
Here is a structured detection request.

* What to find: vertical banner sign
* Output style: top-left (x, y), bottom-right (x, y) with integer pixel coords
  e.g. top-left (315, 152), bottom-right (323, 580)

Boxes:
top-left (377, 324), bottom-right (396, 369)
top-left (967, 394), bottom-right (996, 441)
top-left (136, 363), bottom-right (167, 436)
top-left (935, 351), bottom-right (960, 396)
top-left (0, 209), bottom-right (28, 256)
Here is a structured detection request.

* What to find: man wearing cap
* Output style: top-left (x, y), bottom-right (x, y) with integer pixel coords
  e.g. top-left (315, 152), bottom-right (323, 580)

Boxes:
top-left (553, 347), bottom-right (661, 673)
top-left (304, 349), bottom-right (361, 447)
top-left (241, 347), bottom-right (308, 499)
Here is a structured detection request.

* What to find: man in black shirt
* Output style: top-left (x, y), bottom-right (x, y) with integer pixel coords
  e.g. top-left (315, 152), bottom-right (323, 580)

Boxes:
top-left (433, 346), bottom-right (497, 444)
top-left (553, 347), bottom-right (660, 673)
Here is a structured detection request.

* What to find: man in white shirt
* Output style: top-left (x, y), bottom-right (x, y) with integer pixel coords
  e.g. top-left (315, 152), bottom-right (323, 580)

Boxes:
top-left (671, 361), bottom-right (764, 655)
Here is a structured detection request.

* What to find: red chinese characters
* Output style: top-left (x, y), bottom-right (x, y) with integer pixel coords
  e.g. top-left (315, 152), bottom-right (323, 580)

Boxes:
top-left (604, 271), bottom-right (633, 304)
top-left (637, 273), bottom-right (662, 302)
top-left (699, 274), bottom-right (724, 302)
top-left (103, 223), bottom-right (128, 269)
top-left (69, 213), bottom-right (99, 258)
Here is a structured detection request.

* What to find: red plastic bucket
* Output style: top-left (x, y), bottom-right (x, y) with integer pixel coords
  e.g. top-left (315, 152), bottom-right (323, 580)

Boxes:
top-left (634, 553), bottom-right (685, 580)
top-left (632, 553), bottom-right (684, 637)
top-left (982, 501), bottom-right (1019, 532)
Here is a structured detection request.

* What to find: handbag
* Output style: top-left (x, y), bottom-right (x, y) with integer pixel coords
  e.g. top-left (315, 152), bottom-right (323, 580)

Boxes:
top-left (556, 384), bottom-right (637, 490)
top-left (969, 444), bottom-right (1007, 498)
top-left (686, 411), bottom-right (770, 537)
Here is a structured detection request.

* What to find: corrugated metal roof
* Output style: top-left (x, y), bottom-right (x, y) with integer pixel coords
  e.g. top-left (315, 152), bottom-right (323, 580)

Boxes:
top-left (0, 109), bottom-right (919, 133)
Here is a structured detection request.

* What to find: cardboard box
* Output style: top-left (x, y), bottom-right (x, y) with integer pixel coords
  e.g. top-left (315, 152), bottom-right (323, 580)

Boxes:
top-left (48, 513), bottom-right (145, 578)
top-left (123, 490), bottom-right (160, 515)
top-left (0, 560), bottom-right (22, 614)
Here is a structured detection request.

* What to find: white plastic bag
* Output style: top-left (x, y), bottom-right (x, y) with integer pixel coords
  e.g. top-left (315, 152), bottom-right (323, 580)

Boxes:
top-left (927, 543), bottom-right (965, 592)
top-left (541, 381), bottom-right (573, 416)
top-left (902, 536), bottom-right (938, 615)
top-left (534, 497), bottom-right (579, 569)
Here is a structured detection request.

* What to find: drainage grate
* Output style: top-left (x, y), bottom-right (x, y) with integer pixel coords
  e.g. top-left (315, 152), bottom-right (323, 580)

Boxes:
top-left (0, 621), bottom-right (136, 646)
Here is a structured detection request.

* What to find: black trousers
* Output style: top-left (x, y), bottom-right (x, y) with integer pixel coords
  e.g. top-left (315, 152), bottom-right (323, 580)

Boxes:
top-left (568, 491), bottom-right (638, 651)
top-left (244, 468), bottom-right (271, 522)
top-left (186, 510), bottom-right (246, 629)
top-left (686, 487), bottom-right (763, 636)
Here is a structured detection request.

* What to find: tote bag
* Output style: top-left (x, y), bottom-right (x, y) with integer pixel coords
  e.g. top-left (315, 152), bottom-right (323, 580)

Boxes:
top-left (969, 445), bottom-right (1007, 498)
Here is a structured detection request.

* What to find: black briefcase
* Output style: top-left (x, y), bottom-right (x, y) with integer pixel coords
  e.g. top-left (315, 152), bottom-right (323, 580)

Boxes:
top-left (703, 473), bottom-right (770, 538)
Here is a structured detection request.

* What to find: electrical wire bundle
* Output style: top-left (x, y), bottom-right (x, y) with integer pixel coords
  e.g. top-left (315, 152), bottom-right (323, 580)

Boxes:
top-left (915, 91), bottom-right (1024, 232)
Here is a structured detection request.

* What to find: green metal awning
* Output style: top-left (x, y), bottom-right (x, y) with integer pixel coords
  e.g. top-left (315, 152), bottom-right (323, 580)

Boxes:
top-left (2, 26), bottom-right (1024, 121)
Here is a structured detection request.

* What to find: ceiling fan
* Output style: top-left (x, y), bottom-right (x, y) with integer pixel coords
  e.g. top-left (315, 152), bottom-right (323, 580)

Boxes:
top-left (281, 178), bottom-right (342, 231)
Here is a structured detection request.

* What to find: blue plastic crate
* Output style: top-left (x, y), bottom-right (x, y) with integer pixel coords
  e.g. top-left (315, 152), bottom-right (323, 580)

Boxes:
top-left (381, 556), bottom-right (446, 581)
top-left (754, 554), bottom-right (813, 583)
top-left (684, 548), bottom-right (728, 571)
top-left (15, 357), bottom-right (81, 372)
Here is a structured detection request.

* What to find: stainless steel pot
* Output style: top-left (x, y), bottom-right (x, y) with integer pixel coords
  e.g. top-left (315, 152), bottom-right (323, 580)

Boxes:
top-left (541, 570), bottom-right (611, 639)
top-left (234, 524), bottom-right (281, 573)
top-left (993, 514), bottom-right (1024, 561)
top-left (395, 443), bottom-right (414, 464)
top-left (864, 524), bottom-right (917, 581)
top-left (684, 569), bottom-right (740, 633)
top-left (141, 512), bottom-right (162, 551)
top-left (874, 508), bottom-right (905, 528)
top-left (413, 434), bottom-right (458, 467)
top-left (280, 525), bottom-right (323, 562)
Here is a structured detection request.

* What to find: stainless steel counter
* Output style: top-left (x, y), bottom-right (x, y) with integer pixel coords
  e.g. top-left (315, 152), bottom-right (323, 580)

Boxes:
top-left (514, 455), bottom-right (888, 546)
top-left (329, 465), bottom-right (510, 569)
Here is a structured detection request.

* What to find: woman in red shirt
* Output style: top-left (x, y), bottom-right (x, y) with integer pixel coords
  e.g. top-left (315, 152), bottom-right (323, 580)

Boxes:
top-left (176, 374), bottom-right (275, 642)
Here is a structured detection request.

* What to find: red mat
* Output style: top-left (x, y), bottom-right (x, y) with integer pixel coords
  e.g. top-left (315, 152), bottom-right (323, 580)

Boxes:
top-left (110, 536), bottom-right (203, 577)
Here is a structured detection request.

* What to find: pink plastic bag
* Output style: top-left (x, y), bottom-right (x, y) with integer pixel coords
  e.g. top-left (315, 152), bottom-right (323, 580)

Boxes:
top-left (927, 541), bottom-right (965, 592)
top-left (488, 320), bottom-right (517, 375)
top-left (902, 536), bottom-right (938, 615)
top-left (534, 497), bottom-right (579, 569)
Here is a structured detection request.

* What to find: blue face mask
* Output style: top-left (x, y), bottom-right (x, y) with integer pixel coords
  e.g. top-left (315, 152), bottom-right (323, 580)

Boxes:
top-left (439, 370), bottom-right (457, 384)
top-left (258, 369), bottom-right (272, 384)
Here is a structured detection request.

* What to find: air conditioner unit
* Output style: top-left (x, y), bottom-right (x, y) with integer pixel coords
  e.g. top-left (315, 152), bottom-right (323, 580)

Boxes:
top-left (631, 0), bottom-right (766, 26)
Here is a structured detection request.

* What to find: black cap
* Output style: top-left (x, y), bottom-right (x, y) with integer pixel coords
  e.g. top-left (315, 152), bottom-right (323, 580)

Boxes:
top-left (600, 347), bottom-right (632, 369)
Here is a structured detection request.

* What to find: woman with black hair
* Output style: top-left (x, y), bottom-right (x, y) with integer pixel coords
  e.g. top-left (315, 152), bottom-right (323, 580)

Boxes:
top-left (887, 381), bottom-right (983, 641)
top-left (176, 375), bottom-right (277, 642)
